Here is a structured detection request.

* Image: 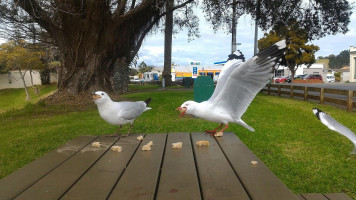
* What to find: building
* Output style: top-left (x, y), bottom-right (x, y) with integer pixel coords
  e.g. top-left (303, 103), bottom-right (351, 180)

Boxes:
top-left (350, 46), bottom-right (356, 82)
top-left (171, 64), bottom-right (223, 82)
top-left (0, 70), bottom-right (58, 90)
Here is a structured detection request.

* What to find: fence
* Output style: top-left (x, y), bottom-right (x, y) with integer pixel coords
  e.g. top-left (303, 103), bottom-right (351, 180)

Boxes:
top-left (261, 84), bottom-right (356, 111)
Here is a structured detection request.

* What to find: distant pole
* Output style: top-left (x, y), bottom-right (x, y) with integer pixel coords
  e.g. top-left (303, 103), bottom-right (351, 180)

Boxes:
top-left (253, 0), bottom-right (260, 56)
top-left (231, 0), bottom-right (237, 54)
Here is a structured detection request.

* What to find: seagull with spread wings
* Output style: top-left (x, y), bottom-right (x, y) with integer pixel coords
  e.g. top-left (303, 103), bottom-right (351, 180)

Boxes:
top-left (313, 108), bottom-right (356, 154)
top-left (177, 40), bottom-right (286, 134)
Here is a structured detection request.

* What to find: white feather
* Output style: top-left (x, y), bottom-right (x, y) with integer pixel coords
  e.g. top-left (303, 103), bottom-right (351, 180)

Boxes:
top-left (313, 108), bottom-right (356, 154)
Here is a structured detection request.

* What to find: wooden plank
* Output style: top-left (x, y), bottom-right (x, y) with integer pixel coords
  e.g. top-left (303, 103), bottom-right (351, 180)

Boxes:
top-left (293, 92), bottom-right (304, 98)
top-left (296, 194), bottom-right (306, 200)
top-left (324, 97), bottom-right (347, 106)
top-left (308, 87), bottom-right (321, 92)
top-left (280, 91), bottom-right (290, 96)
top-left (0, 135), bottom-right (97, 200)
top-left (156, 132), bottom-right (201, 200)
top-left (307, 94), bottom-right (320, 101)
top-left (61, 134), bottom-right (142, 200)
top-left (347, 90), bottom-right (353, 111)
top-left (293, 86), bottom-right (305, 90)
top-left (108, 133), bottom-right (167, 200)
top-left (324, 88), bottom-right (348, 95)
top-left (301, 193), bottom-right (328, 200)
top-left (191, 132), bottom-right (250, 200)
top-left (14, 136), bottom-right (118, 200)
top-left (215, 132), bottom-right (298, 200)
top-left (323, 193), bottom-right (353, 200)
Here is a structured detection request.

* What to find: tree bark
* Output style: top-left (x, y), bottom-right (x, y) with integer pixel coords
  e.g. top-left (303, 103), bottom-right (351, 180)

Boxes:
top-left (18, 69), bottom-right (30, 101)
top-left (163, 0), bottom-right (174, 86)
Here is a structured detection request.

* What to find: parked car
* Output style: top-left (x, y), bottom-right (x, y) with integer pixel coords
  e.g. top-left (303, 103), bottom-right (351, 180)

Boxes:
top-left (294, 74), bottom-right (307, 80)
top-left (326, 75), bottom-right (335, 82)
top-left (303, 74), bottom-right (323, 81)
top-left (275, 76), bottom-right (290, 83)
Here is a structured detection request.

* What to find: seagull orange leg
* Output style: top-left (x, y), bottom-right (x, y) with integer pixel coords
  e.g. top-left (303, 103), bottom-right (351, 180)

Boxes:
top-left (205, 123), bottom-right (224, 134)
top-left (216, 124), bottom-right (229, 134)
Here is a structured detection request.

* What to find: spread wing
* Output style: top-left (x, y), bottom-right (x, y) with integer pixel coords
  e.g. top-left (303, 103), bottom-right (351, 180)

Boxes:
top-left (212, 40), bottom-right (286, 120)
top-left (313, 108), bottom-right (356, 144)
top-left (208, 59), bottom-right (243, 102)
top-left (117, 101), bottom-right (148, 120)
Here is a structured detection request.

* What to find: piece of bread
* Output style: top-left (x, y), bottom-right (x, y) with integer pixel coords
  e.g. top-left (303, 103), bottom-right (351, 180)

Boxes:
top-left (142, 144), bottom-right (151, 151)
top-left (111, 145), bottom-right (122, 152)
top-left (147, 141), bottom-right (153, 146)
top-left (137, 135), bottom-right (144, 140)
top-left (214, 132), bottom-right (223, 137)
top-left (251, 161), bottom-right (258, 165)
top-left (196, 140), bottom-right (210, 146)
top-left (91, 142), bottom-right (101, 148)
top-left (172, 142), bottom-right (183, 149)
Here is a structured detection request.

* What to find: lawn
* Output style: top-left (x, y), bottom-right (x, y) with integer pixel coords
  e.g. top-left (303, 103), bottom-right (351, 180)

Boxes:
top-left (0, 87), bottom-right (355, 199)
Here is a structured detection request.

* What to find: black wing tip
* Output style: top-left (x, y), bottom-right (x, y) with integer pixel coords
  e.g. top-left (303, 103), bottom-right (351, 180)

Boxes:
top-left (255, 40), bottom-right (287, 64)
top-left (312, 108), bottom-right (324, 120)
top-left (145, 98), bottom-right (152, 105)
top-left (227, 50), bottom-right (245, 62)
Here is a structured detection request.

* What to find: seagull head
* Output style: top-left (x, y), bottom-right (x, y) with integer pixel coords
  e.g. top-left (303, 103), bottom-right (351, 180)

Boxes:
top-left (176, 100), bottom-right (197, 117)
top-left (92, 91), bottom-right (110, 104)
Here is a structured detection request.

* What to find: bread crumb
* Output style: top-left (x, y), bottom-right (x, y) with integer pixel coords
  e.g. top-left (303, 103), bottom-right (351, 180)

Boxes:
top-left (214, 132), bottom-right (223, 137)
top-left (251, 161), bottom-right (258, 165)
top-left (92, 142), bottom-right (101, 148)
top-left (137, 135), bottom-right (144, 140)
top-left (172, 142), bottom-right (183, 149)
top-left (142, 144), bottom-right (151, 151)
top-left (196, 140), bottom-right (210, 146)
top-left (111, 146), bottom-right (122, 152)
top-left (147, 141), bottom-right (153, 146)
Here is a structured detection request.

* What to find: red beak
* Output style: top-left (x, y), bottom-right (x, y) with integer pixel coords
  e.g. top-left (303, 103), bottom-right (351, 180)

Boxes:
top-left (176, 107), bottom-right (187, 117)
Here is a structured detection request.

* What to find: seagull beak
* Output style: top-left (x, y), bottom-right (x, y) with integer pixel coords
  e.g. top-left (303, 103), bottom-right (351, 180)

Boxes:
top-left (92, 94), bottom-right (101, 99)
top-left (176, 107), bottom-right (187, 117)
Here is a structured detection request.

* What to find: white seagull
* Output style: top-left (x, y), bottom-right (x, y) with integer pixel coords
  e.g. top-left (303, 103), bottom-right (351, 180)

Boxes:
top-left (93, 91), bottom-right (151, 136)
top-left (313, 108), bottom-right (356, 154)
top-left (177, 40), bottom-right (286, 134)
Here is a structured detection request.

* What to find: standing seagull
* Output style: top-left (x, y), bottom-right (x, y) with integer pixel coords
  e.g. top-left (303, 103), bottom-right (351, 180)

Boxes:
top-left (313, 108), bottom-right (356, 154)
top-left (93, 91), bottom-right (151, 136)
top-left (177, 40), bottom-right (286, 134)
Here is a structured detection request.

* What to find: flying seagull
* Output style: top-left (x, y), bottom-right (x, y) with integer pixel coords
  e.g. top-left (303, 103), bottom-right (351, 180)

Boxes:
top-left (177, 40), bottom-right (286, 134)
top-left (313, 108), bottom-right (356, 154)
top-left (93, 91), bottom-right (151, 136)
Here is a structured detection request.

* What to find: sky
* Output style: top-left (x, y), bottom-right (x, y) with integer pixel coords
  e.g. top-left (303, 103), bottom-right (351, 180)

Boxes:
top-left (0, 1), bottom-right (355, 68)
top-left (137, 1), bottom-right (356, 67)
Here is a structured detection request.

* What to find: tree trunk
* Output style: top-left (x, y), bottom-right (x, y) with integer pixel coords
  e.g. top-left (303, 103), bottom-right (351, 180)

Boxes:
top-left (231, 0), bottom-right (237, 54)
top-left (163, 0), bottom-right (174, 86)
top-left (18, 69), bottom-right (31, 101)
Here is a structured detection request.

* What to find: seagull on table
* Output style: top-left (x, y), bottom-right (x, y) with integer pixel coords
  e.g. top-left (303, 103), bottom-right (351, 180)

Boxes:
top-left (93, 91), bottom-right (151, 136)
top-left (177, 40), bottom-right (286, 135)
top-left (313, 108), bottom-right (356, 154)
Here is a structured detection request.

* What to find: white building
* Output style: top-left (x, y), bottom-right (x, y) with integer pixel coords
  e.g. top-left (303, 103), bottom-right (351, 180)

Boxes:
top-left (350, 46), bottom-right (356, 82)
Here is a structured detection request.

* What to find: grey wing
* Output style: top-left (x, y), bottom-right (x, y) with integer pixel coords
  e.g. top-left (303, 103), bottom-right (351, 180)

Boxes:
top-left (118, 101), bottom-right (147, 120)
top-left (213, 40), bottom-right (286, 120)
top-left (208, 59), bottom-right (243, 102)
top-left (319, 112), bottom-right (356, 143)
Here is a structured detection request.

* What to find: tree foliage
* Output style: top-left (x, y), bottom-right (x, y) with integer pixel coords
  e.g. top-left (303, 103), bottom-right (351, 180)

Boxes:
top-left (319, 50), bottom-right (350, 69)
top-left (0, 40), bottom-right (45, 100)
top-left (202, 0), bottom-right (352, 40)
top-left (137, 61), bottom-right (154, 73)
top-left (0, 0), bottom-right (196, 95)
top-left (258, 22), bottom-right (319, 81)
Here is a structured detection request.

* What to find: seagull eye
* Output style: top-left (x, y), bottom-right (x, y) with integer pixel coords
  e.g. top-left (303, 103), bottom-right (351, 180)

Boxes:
top-left (101, 93), bottom-right (104, 95)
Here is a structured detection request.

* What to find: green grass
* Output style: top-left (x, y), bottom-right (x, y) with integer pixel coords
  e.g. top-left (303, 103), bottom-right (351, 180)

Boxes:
top-left (0, 84), bottom-right (57, 113)
top-left (0, 89), bottom-right (355, 199)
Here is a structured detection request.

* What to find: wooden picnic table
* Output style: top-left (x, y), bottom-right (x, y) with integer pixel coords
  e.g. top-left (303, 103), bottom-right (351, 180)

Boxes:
top-left (0, 132), bottom-right (352, 200)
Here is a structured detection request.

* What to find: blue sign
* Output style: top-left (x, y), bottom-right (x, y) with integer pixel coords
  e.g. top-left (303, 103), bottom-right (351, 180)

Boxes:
top-left (192, 67), bottom-right (198, 78)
